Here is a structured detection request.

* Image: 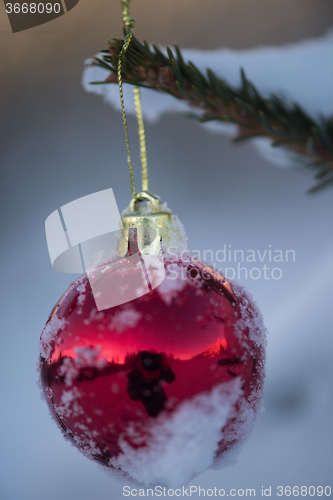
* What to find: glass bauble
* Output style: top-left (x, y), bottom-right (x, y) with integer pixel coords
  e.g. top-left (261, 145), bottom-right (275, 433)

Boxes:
top-left (39, 256), bottom-right (266, 486)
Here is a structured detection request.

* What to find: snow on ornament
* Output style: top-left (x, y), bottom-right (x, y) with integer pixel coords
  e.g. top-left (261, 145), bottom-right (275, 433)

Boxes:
top-left (39, 191), bottom-right (266, 487)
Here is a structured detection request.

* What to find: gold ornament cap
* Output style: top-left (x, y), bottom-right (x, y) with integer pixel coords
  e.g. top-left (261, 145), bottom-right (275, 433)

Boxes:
top-left (118, 191), bottom-right (173, 257)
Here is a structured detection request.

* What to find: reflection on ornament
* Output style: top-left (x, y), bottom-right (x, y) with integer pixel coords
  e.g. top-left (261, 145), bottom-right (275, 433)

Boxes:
top-left (39, 240), bottom-right (266, 486)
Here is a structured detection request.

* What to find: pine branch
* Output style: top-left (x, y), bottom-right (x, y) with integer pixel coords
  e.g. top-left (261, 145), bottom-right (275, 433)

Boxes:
top-left (90, 36), bottom-right (333, 193)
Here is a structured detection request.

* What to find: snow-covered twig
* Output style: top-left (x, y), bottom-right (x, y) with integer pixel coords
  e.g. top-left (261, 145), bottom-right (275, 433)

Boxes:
top-left (83, 32), bottom-right (333, 192)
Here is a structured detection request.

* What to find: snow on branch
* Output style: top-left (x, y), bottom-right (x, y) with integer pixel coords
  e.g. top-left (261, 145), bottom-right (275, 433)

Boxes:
top-left (83, 31), bottom-right (333, 192)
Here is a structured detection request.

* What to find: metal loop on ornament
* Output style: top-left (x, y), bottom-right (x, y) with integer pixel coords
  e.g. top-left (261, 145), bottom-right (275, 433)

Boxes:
top-left (129, 191), bottom-right (161, 212)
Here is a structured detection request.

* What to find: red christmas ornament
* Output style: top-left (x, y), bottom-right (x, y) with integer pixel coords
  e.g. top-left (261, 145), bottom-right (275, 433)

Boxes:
top-left (39, 195), bottom-right (266, 486)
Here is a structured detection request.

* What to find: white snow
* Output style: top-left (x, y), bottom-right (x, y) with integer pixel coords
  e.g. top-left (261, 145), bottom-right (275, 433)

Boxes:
top-left (156, 261), bottom-right (188, 305)
top-left (158, 208), bottom-right (188, 255)
top-left (110, 378), bottom-right (243, 487)
top-left (43, 387), bottom-right (53, 400)
top-left (56, 386), bottom-right (84, 419)
top-left (232, 282), bottom-right (268, 355)
top-left (77, 293), bottom-right (86, 306)
top-left (39, 314), bottom-right (68, 359)
top-left (73, 345), bottom-right (107, 369)
top-left (83, 307), bottom-right (105, 326)
top-left (108, 307), bottom-right (142, 333)
top-left (58, 346), bottom-right (107, 386)
top-left (58, 357), bottom-right (80, 387)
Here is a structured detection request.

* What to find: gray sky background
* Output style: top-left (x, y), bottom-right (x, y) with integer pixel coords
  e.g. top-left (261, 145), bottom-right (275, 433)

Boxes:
top-left (0, 1), bottom-right (332, 499)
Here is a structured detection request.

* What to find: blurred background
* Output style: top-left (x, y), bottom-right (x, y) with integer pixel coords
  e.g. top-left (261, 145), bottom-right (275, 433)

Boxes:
top-left (0, 0), bottom-right (332, 498)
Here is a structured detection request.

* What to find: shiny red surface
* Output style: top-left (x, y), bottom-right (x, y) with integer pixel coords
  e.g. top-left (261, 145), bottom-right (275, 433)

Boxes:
top-left (40, 257), bottom-right (265, 470)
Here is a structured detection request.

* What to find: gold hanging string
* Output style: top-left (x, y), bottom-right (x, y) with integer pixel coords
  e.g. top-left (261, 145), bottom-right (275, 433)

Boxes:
top-left (117, 33), bottom-right (136, 198)
top-left (133, 86), bottom-right (148, 191)
top-left (118, 0), bottom-right (149, 197)
top-left (120, 0), bottom-right (134, 31)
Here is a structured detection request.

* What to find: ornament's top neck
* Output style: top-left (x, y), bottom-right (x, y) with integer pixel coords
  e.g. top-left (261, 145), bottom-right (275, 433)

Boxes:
top-left (118, 191), bottom-right (174, 257)
top-left (128, 191), bottom-right (164, 213)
